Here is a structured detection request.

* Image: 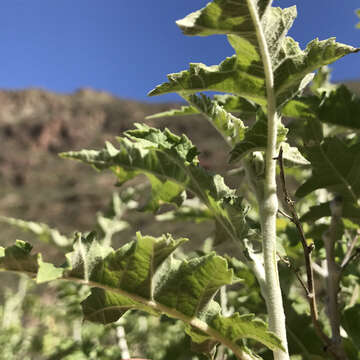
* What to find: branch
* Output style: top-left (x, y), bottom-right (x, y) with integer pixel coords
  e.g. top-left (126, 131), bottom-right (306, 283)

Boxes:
top-left (275, 148), bottom-right (337, 355)
top-left (277, 253), bottom-right (308, 294)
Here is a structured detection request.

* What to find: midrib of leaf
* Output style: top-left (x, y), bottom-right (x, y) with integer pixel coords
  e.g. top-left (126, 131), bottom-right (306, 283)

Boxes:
top-left (246, 0), bottom-right (288, 358)
top-left (319, 145), bottom-right (358, 203)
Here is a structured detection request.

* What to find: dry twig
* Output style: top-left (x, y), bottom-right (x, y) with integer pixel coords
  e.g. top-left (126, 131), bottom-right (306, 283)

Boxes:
top-left (275, 147), bottom-right (345, 359)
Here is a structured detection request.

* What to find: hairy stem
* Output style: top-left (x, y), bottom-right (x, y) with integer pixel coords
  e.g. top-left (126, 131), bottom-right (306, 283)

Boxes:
top-left (246, 0), bottom-right (289, 358)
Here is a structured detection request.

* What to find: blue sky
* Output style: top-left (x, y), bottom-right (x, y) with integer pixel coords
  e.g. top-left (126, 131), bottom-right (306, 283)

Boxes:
top-left (0, 1), bottom-right (359, 102)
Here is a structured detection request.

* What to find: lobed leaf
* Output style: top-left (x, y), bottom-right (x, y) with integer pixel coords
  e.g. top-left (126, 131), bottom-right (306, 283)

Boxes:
top-left (149, 1), bottom-right (358, 108)
top-left (0, 233), bottom-right (284, 357)
top-left (183, 93), bottom-right (247, 145)
top-left (61, 124), bottom-right (248, 245)
top-left (273, 37), bottom-right (357, 106)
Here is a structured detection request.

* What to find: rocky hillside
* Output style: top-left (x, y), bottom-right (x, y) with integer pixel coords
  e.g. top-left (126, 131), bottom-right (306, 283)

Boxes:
top-left (0, 88), bottom-right (231, 245)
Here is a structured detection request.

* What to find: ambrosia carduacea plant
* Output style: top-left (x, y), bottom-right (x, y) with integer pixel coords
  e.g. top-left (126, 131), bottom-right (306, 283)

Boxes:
top-left (1, 1), bottom-right (360, 359)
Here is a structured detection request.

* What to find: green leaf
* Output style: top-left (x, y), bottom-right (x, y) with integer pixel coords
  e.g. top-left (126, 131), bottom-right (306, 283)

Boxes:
top-left (282, 96), bottom-right (318, 121)
top-left (175, 0), bottom-right (271, 37)
top-left (295, 137), bottom-right (360, 202)
top-left (211, 313), bottom-right (282, 351)
top-left (61, 124), bottom-right (248, 245)
top-left (279, 142), bottom-right (310, 166)
top-left (66, 232), bottom-right (112, 282)
top-left (37, 255), bottom-right (64, 283)
top-left (0, 234), bottom-right (283, 357)
top-left (342, 304), bottom-right (360, 350)
top-left (149, 2), bottom-right (357, 108)
top-left (273, 37), bottom-right (357, 106)
top-left (82, 232), bottom-right (188, 322)
top-left (356, 9), bottom-right (360, 29)
top-left (183, 93), bottom-right (248, 145)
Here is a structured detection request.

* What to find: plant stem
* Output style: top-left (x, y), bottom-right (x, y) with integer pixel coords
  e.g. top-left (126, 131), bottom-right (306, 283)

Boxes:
top-left (246, 0), bottom-right (289, 358)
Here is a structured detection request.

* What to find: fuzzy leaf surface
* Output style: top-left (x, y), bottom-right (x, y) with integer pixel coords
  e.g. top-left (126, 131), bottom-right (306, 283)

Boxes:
top-left (149, 1), bottom-right (357, 108)
top-left (0, 234), bottom-right (283, 357)
top-left (61, 124), bottom-right (248, 244)
top-left (184, 93), bottom-right (247, 145)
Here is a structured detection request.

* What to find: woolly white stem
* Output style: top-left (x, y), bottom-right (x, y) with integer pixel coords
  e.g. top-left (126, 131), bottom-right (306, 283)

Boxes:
top-left (246, 0), bottom-right (289, 358)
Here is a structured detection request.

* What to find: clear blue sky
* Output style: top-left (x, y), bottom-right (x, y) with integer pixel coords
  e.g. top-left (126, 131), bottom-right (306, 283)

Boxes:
top-left (0, 1), bottom-right (359, 102)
